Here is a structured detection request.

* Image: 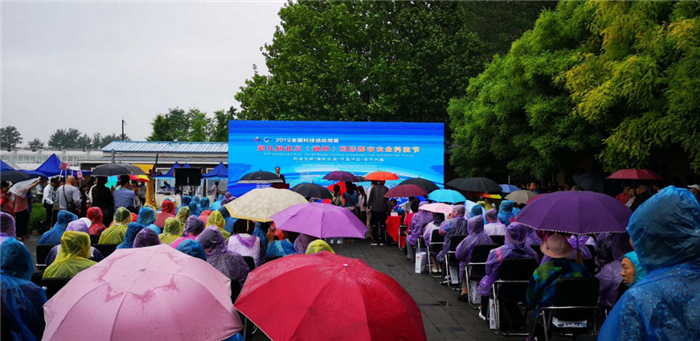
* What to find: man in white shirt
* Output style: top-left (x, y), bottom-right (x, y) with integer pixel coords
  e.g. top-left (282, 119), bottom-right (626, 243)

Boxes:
top-left (56, 176), bottom-right (81, 214)
top-left (483, 209), bottom-right (506, 236)
top-left (42, 178), bottom-right (58, 226)
top-left (210, 181), bottom-right (220, 197)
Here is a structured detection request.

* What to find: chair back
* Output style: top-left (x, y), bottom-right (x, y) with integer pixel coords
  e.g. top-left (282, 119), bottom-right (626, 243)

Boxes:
top-left (93, 244), bottom-right (118, 258)
top-left (467, 244), bottom-right (499, 281)
top-left (491, 235), bottom-right (505, 245)
top-left (583, 258), bottom-right (596, 275)
top-left (265, 255), bottom-right (282, 264)
top-left (243, 256), bottom-right (256, 271)
top-left (40, 278), bottom-right (71, 299)
top-left (495, 258), bottom-right (539, 302)
top-left (35, 244), bottom-right (54, 266)
top-left (89, 234), bottom-right (100, 245)
top-left (551, 277), bottom-right (600, 321)
top-left (430, 229), bottom-right (444, 243)
top-left (448, 234), bottom-right (467, 252)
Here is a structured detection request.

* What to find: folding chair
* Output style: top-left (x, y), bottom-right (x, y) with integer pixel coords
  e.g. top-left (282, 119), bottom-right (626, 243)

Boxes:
top-left (444, 234), bottom-right (467, 290)
top-left (243, 256), bottom-right (256, 271)
top-left (35, 244), bottom-right (54, 269)
top-left (530, 277), bottom-right (600, 341)
top-left (491, 235), bottom-right (505, 245)
top-left (491, 258), bottom-right (539, 335)
top-left (398, 224), bottom-right (408, 251)
top-left (465, 243), bottom-right (499, 308)
top-left (40, 278), bottom-right (71, 299)
top-left (93, 244), bottom-right (118, 258)
top-left (427, 230), bottom-right (444, 278)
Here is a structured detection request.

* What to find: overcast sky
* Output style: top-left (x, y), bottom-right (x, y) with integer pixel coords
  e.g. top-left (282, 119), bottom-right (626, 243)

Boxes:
top-left (2, 1), bottom-right (285, 144)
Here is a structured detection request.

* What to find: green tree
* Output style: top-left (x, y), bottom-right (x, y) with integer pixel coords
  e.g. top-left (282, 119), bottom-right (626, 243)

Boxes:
top-left (91, 133), bottom-right (126, 149)
top-left (236, 1), bottom-right (552, 126)
top-left (28, 138), bottom-right (44, 150)
top-left (210, 107), bottom-right (236, 142)
top-left (187, 109), bottom-right (211, 142)
top-left (48, 128), bottom-right (83, 149)
top-left (0, 126), bottom-right (23, 149)
top-left (148, 107), bottom-right (216, 142)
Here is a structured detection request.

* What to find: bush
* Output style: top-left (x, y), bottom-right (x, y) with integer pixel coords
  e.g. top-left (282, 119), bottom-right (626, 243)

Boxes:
top-left (28, 203), bottom-right (46, 233)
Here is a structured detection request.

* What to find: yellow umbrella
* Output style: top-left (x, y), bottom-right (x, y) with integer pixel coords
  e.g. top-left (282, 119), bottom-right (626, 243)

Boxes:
top-left (225, 187), bottom-right (308, 222)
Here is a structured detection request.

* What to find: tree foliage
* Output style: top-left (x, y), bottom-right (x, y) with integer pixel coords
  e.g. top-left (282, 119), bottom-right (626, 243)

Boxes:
top-left (211, 107), bottom-right (236, 142)
top-left (449, 1), bottom-right (700, 177)
top-left (0, 126), bottom-right (23, 149)
top-left (28, 138), bottom-right (45, 150)
top-left (48, 129), bottom-right (127, 149)
top-left (148, 107), bottom-right (233, 142)
top-left (236, 1), bottom-right (553, 126)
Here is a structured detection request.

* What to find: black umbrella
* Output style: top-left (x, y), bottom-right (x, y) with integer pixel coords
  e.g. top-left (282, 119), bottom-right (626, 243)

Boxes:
top-left (291, 183), bottom-right (333, 200)
top-left (573, 173), bottom-right (604, 193)
top-left (91, 164), bottom-right (146, 177)
top-left (1, 171), bottom-right (36, 182)
top-left (238, 170), bottom-right (284, 184)
top-left (447, 177), bottom-right (501, 193)
top-left (398, 178), bottom-right (439, 193)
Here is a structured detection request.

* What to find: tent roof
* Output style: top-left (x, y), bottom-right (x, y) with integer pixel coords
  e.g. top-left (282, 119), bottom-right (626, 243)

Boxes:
top-left (0, 160), bottom-right (15, 172)
top-left (203, 162), bottom-right (227, 179)
top-left (154, 162), bottom-right (190, 179)
top-left (35, 154), bottom-right (62, 177)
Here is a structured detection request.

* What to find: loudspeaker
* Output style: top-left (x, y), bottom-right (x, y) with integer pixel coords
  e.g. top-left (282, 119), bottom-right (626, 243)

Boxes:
top-left (175, 168), bottom-right (202, 186)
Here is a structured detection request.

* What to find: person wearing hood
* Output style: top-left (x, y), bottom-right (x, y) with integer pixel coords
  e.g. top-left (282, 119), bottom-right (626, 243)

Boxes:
top-left (217, 206), bottom-right (237, 235)
top-left (176, 206), bottom-right (191, 227)
top-left (0, 212), bottom-right (17, 245)
top-left (476, 223), bottom-right (538, 324)
top-left (45, 220), bottom-right (104, 266)
top-left (266, 230), bottom-right (297, 257)
top-left (43, 231), bottom-right (97, 279)
top-left (175, 239), bottom-right (206, 261)
top-left (406, 202), bottom-right (432, 261)
top-left (39, 210), bottom-right (78, 245)
top-left (221, 192), bottom-right (235, 206)
top-left (1, 238), bottom-right (47, 340)
top-left (135, 206), bottom-right (160, 234)
top-left (306, 240), bottom-right (334, 255)
top-left (154, 200), bottom-right (176, 229)
top-left (497, 200), bottom-right (516, 226)
top-left (294, 233), bottom-right (317, 254)
top-left (227, 219), bottom-right (262, 267)
top-left (133, 228), bottom-right (161, 248)
top-left (117, 223), bottom-right (145, 249)
top-left (600, 186), bottom-right (700, 340)
top-left (593, 235), bottom-right (624, 315)
top-left (187, 201), bottom-right (200, 217)
top-left (437, 205), bottom-right (470, 281)
top-left (422, 212), bottom-right (447, 273)
top-left (159, 218), bottom-right (183, 245)
top-left (170, 216), bottom-right (205, 249)
top-left (98, 207), bottom-right (133, 244)
top-left (540, 233), bottom-right (592, 264)
top-left (454, 215), bottom-right (493, 295)
top-left (210, 194), bottom-right (224, 211)
top-left (199, 197), bottom-right (212, 213)
top-left (178, 195), bottom-right (192, 212)
top-left (86, 207), bottom-right (107, 236)
top-left (207, 210), bottom-right (231, 240)
top-left (484, 209), bottom-right (506, 236)
top-left (196, 226), bottom-right (250, 287)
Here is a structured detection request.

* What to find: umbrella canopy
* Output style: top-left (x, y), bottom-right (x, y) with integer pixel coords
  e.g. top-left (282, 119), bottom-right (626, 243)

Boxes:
top-left (291, 183), bottom-right (333, 200)
top-left (202, 162), bottom-right (228, 179)
top-left (527, 193), bottom-right (546, 204)
top-left (364, 171), bottom-right (399, 181)
top-left (607, 169), bottom-right (663, 180)
top-left (271, 202), bottom-right (368, 239)
top-left (129, 175), bottom-right (150, 183)
top-left (499, 184), bottom-right (521, 194)
top-left (515, 191), bottom-right (632, 234)
top-left (322, 171), bottom-right (359, 182)
top-left (420, 203), bottom-right (453, 216)
top-left (237, 170), bottom-right (284, 184)
top-left (384, 184), bottom-right (428, 198)
top-left (398, 178), bottom-right (439, 193)
top-left (447, 177), bottom-right (501, 193)
top-left (505, 190), bottom-right (539, 204)
top-left (234, 252), bottom-right (426, 341)
top-left (43, 245), bottom-right (243, 341)
top-left (225, 187), bottom-right (307, 222)
top-left (92, 164), bottom-right (146, 177)
top-left (0, 171), bottom-right (35, 182)
top-left (0, 160), bottom-right (14, 172)
top-left (573, 173), bottom-right (604, 192)
top-left (427, 189), bottom-right (466, 204)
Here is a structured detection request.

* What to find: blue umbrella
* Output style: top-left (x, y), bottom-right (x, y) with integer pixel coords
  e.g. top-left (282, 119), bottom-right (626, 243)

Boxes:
top-left (499, 184), bottom-right (520, 194)
top-left (427, 189), bottom-right (466, 204)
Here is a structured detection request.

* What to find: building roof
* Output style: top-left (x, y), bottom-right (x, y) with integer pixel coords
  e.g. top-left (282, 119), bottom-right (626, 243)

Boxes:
top-left (80, 156), bottom-right (226, 165)
top-left (101, 141), bottom-right (228, 154)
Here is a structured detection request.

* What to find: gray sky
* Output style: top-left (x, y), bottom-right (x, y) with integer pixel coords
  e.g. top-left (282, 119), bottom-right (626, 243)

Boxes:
top-left (2, 1), bottom-right (285, 144)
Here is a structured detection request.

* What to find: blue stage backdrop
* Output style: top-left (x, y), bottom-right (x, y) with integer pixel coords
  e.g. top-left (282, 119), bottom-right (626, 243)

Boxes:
top-left (228, 121), bottom-right (444, 197)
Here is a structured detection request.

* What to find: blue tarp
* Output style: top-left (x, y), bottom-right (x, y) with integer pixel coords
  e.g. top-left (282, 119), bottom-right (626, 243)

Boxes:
top-left (154, 162), bottom-right (189, 179)
top-left (34, 154), bottom-right (62, 177)
top-left (203, 162), bottom-right (227, 179)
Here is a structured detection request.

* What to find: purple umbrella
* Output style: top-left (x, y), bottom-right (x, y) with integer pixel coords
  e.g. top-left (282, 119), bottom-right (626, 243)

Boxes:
top-left (322, 171), bottom-right (359, 182)
top-left (515, 191), bottom-right (632, 234)
top-left (270, 202), bottom-right (368, 239)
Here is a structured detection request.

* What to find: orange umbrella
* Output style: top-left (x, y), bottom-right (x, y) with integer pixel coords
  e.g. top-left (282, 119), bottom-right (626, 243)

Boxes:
top-left (364, 171), bottom-right (399, 181)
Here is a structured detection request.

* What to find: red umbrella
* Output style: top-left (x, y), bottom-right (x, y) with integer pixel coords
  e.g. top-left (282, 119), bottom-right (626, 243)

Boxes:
top-left (234, 252), bottom-right (427, 341)
top-left (607, 169), bottom-right (663, 180)
top-left (384, 184), bottom-right (427, 198)
top-left (364, 171), bottom-right (399, 181)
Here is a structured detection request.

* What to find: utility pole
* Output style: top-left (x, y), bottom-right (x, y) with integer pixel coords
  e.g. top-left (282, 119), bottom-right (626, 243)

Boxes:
top-left (121, 120), bottom-right (126, 140)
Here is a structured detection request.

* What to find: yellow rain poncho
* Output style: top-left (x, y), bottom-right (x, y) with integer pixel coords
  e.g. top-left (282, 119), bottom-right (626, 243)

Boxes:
top-left (207, 211), bottom-right (231, 240)
top-left (43, 231), bottom-right (97, 279)
top-left (99, 207), bottom-right (133, 244)
top-left (305, 240), bottom-right (335, 255)
top-left (176, 206), bottom-right (190, 226)
top-left (158, 218), bottom-right (183, 245)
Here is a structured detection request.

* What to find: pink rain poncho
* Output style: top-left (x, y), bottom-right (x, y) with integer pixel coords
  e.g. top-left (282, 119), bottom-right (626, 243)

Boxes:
top-left (455, 215), bottom-right (493, 280)
top-left (0, 211), bottom-right (16, 245)
top-left (478, 223), bottom-right (539, 296)
top-left (437, 205), bottom-right (468, 263)
top-left (197, 226), bottom-right (251, 287)
top-left (171, 215), bottom-right (205, 249)
top-left (406, 202), bottom-right (433, 247)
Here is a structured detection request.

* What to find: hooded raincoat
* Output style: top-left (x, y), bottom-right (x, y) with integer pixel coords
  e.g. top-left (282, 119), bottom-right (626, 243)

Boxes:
top-left (176, 206), bottom-right (190, 226)
top-left (176, 239), bottom-right (207, 260)
top-left (595, 235), bottom-right (623, 309)
top-left (621, 251), bottom-right (647, 287)
top-left (43, 231), bottom-right (96, 279)
top-left (99, 207), bottom-right (132, 244)
top-left (188, 202), bottom-right (200, 217)
top-left (39, 210), bottom-right (78, 245)
top-left (133, 228), bottom-right (161, 248)
top-left (407, 202), bottom-right (432, 247)
top-left (154, 200), bottom-right (176, 229)
top-left (199, 197), bottom-right (211, 213)
top-left (87, 207), bottom-right (107, 236)
top-left (600, 186), bottom-right (700, 340)
top-left (211, 194), bottom-right (224, 211)
top-left (207, 210), bottom-right (231, 239)
top-left (0, 211), bottom-right (16, 245)
top-left (306, 240), bottom-right (335, 254)
top-left (117, 223), bottom-right (145, 249)
top-left (293, 233), bottom-right (316, 254)
top-left (136, 206), bottom-right (160, 234)
top-left (266, 239), bottom-right (297, 257)
top-left (438, 205), bottom-right (469, 262)
top-left (171, 216), bottom-right (205, 249)
top-left (178, 195), bottom-right (192, 211)
top-left (218, 206), bottom-right (237, 235)
top-left (497, 200), bottom-right (516, 226)
top-left (455, 215), bottom-right (493, 280)
top-left (159, 218), bottom-right (183, 245)
top-left (196, 226), bottom-right (250, 287)
top-left (484, 209), bottom-right (506, 236)
top-left (46, 220), bottom-right (104, 266)
top-left (1, 238), bottom-right (47, 340)
top-left (478, 223), bottom-right (538, 296)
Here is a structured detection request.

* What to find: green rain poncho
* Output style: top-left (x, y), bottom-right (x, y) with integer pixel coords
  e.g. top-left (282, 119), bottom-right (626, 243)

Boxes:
top-left (43, 231), bottom-right (96, 279)
top-left (98, 207), bottom-right (133, 244)
top-left (305, 240), bottom-right (335, 255)
top-left (158, 218), bottom-right (183, 245)
top-left (176, 206), bottom-right (190, 226)
top-left (207, 210), bottom-right (231, 240)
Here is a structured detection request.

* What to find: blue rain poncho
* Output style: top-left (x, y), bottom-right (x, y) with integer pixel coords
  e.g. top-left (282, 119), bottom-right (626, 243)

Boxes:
top-left (199, 197), bottom-right (212, 213)
top-left (117, 223), bottom-right (145, 249)
top-left (178, 195), bottom-right (192, 212)
top-left (39, 210), bottom-right (78, 245)
top-left (1, 238), bottom-right (47, 341)
top-left (497, 200), bottom-right (516, 226)
top-left (188, 202), bottom-right (200, 216)
top-left (176, 239), bottom-right (207, 261)
top-left (266, 239), bottom-right (297, 257)
top-left (621, 251), bottom-right (647, 287)
top-left (211, 194), bottom-right (224, 211)
top-left (136, 206), bottom-right (160, 234)
top-left (600, 186), bottom-right (700, 340)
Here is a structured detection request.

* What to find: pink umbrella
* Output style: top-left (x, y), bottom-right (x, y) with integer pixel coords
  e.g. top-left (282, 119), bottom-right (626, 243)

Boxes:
top-left (271, 202), bottom-right (368, 239)
top-left (420, 203), bottom-right (453, 216)
top-left (43, 245), bottom-right (242, 341)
